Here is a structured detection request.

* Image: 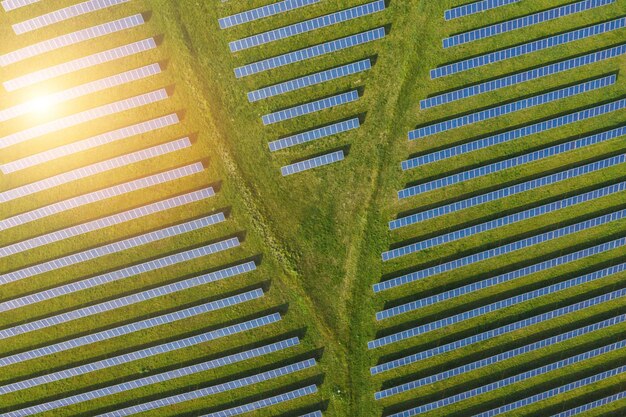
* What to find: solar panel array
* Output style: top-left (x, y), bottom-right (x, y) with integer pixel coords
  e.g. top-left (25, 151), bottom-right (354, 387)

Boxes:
top-left (0, 214), bottom-right (227, 285)
top-left (219, 0), bottom-right (321, 29)
top-left (375, 312), bottom-right (626, 399)
top-left (12, 0), bottom-right (131, 34)
top-left (0, 291), bottom-right (266, 368)
top-left (551, 391), bottom-right (626, 417)
top-left (263, 90), bottom-right (358, 125)
top-left (269, 118), bottom-right (360, 152)
top-left (444, 0), bottom-right (520, 20)
top-left (384, 182), bottom-right (626, 262)
top-left (234, 27), bottom-right (385, 78)
top-left (371, 290), bottom-right (626, 375)
top-left (248, 59), bottom-right (371, 102)
top-left (443, 0), bottom-right (615, 48)
top-left (3, 38), bottom-right (157, 92)
top-left (387, 342), bottom-right (626, 417)
top-left (1, 113), bottom-right (180, 174)
top-left (431, 17), bottom-right (626, 79)
top-left (229, 0), bottom-right (385, 52)
top-left (421, 44), bottom-right (626, 109)
top-left (0, 14), bottom-right (145, 67)
top-left (405, 99), bottom-right (626, 168)
top-left (408, 75), bottom-right (616, 140)
top-left (0, 259), bottom-right (253, 341)
top-left (0, 239), bottom-right (241, 313)
top-left (281, 150), bottom-right (345, 176)
top-left (1, 0), bottom-right (39, 12)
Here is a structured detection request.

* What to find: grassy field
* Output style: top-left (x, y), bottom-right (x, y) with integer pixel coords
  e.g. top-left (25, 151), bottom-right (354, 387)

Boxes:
top-left (1, 0), bottom-right (626, 416)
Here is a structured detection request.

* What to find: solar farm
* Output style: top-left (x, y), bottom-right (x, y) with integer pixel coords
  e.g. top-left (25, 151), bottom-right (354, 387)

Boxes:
top-left (0, 0), bottom-right (625, 416)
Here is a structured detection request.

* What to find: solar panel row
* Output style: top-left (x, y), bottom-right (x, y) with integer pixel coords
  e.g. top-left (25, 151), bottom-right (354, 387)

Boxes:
top-left (409, 75), bottom-right (616, 140)
top-left (375, 313), bottom-right (626, 399)
top-left (0, 14), bottom-right (145, 67)
top-left (381, 237), bottom-right (626, 320)
top-left (20, 337), bottom-right (298, 413)
top-left (388, 342), bottom-right (626, 417)
top-left (0, 162), bottom-right (204, 231)
top-left (444, 0), bottom-right (520, 20)
top-left (269, 118), bottom-right (360, 152)
top-left (551, 391), bottom-right (626, 417)
top-left (200, 385), bottom-right (318, 417)
top-left (248, 59), bottom-right (371, 102)
top-left (371, 290), bottom-right (626, 375)
top-left (234, 27), bottom-right (385, 78)
top-left (0, 88), bottom-right (169, 150)
top-left (0, 258), bottom-right (252, 341)
top-left (3, 38), bottom-right (157, 92)
top-left (219, 0), bottom-right (321, 29)
top-left (421, 44), bottom-right (626, 109)
top-left (1, 113), bottom-right (180, 174)
top-left (0, 63), bottom-right (162, 123)
top-left (0, 214), bottom-right (228, 285)
top-left (370, 262), bottom-right (626, 349)
top-left (475, 365), bottom-right (626, 417)
top-left (377, 204), bottom-right (626, 290)
top-left (263, 91), bottom-right (358, 125)
top-left (12, 0), bottom-right (131, 34)
top-left (0, 188), bottom-right (214, 259)
top-left (1, 0), bottom-right (39, 12)
top-left (384, 182), bottom-right (626, 262)
top-left (0, 239), bottom-right (241, 313)
top-left (431, 17), bottom-right (626, 79)
top-left (392, 154), bottom-right (626, 229)
top-left (229, 0), bottom-right (385, 52)
top-left (443, 0), bottom-right (615, 48)
top-left (0, 291), bottom-right (266, 369)
top-left (281, 150), bottom-right (345, 176)
top-left (0, 137), bottom-right (191, 204)
top-left (406, 98), bottom-right (626, 168)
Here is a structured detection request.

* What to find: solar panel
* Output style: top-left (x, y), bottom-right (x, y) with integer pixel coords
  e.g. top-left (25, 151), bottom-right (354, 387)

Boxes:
top-left (0, 259), bottom-right (253, 341)
top-left (0, 289), bottom-right (264, 369)
top-left (431, 17), bottom-right (626, 79)
top-left (299, 413), bottom-right (323, 417)
top-left (263, 91), bottom-right (358, 125)
top-left (370, 263), bottom-right (626, 349)
top-left (219, 0), bottom-right (321, 29)
top-left (13, 0), bottom-right (131, 34)
top-left (0, 188), bottom-right (214, 259)
top-left (443, 0), bottom-right (615, 48)
top-left (3, 38), bottom-right (157, 92)
top-left (248, 59), bottom-right (371, 102)
top-left (384, 182), bottom-right (626, 262)
top-left (377, 206), bottom-right (626, 290)
top-left (551, 391), bottom-right (626, 417)
top-left (445, 0), bottom-right (520, 20)
top-left (409, 75), bottom-right (615, 140)
top-left (387, 342), bottom-right (626, 417)
top-left (0, 214), bottom-right (227, 285)
top-left (234, 27), bottom-right (385, 78)
top-left (269, 118), bottom-right (360, 152)
top-left (1, 0), bottom-right (39, 12)
top-left (380, 237), bottom-right (626, 320)
top-left (0, 14), bottom-right (145, 67)
top-left (392, 154), bottom-right (626, 228)
top-left (421, 44), bottom-right (626, 109)
top-left (0, 89), bottom-right (169, 150)
top-left (199, 385), bottom-right (318, 417)
top-left (0, 137), bottom-right (191, 204)
top-left (281, 150), bottom-right (345, 176)
top-left (405, 98), bottom-right (626, 168)
top-left (375, 313), bottom-right (626, 400)
top-left (1, 114), bottom-right (179, 174)
top-left (474, 364), bottom-right (626, 417)
top-left (229, 0), bottom-right (385, 52)
top-left (0, 239), bottom-right (241, 314)
top-left (371, 290), bottom-right (626, 375)
top-left (0, 64), bottom-right (162, 123)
